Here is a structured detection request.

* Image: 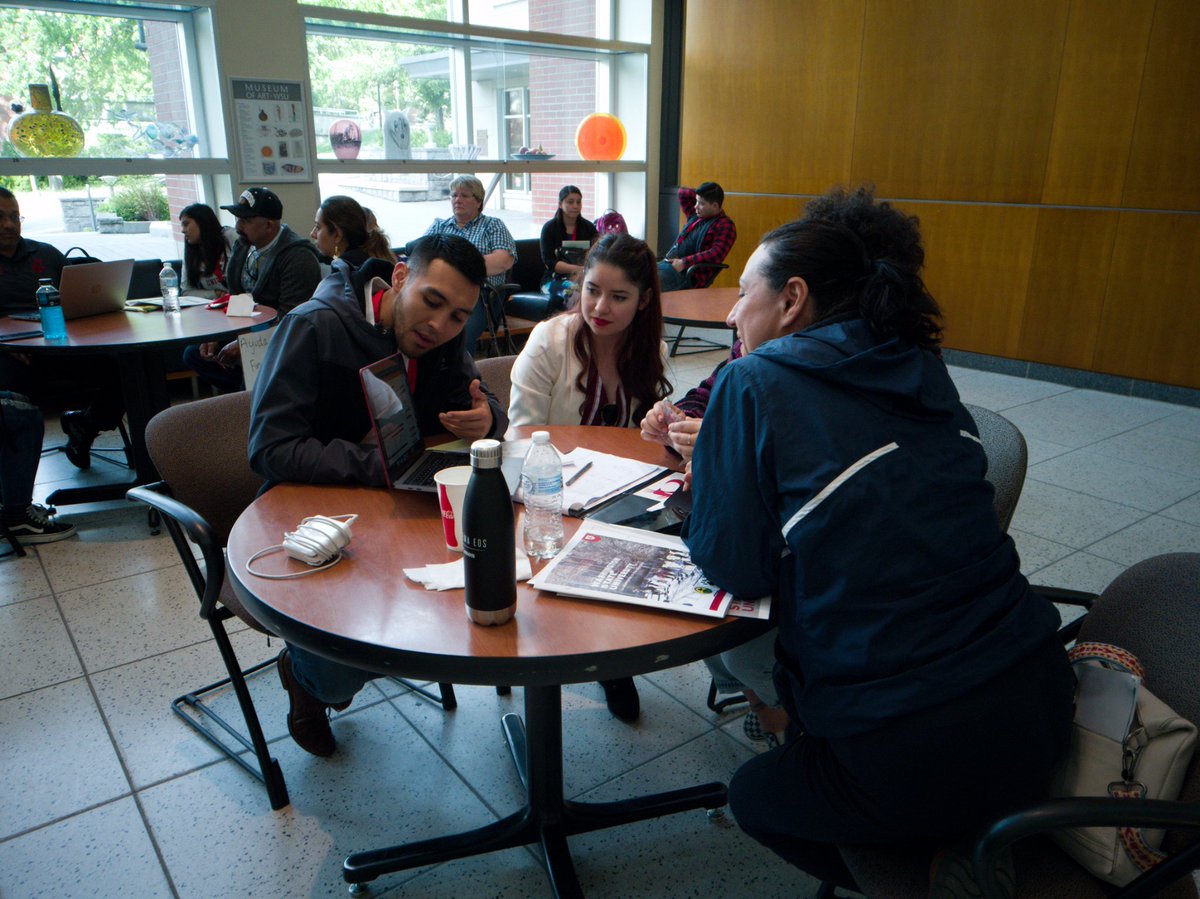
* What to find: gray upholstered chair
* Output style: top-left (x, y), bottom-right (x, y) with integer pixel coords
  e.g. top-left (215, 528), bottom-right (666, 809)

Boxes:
top-left (964, 402), bottom-right (1028, 532)
top-left (474, 354), bottom-right (516, 415)
top-left (127, 392), bottom-right (290, 808)
top-left (129, 392), bottom-right (467, 810)
top-left (838, 553), bottom-right (1200, 898)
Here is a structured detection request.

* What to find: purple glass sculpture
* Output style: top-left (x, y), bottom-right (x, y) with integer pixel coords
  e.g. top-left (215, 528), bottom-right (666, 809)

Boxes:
top-left (329, 119), bottom-right (362, 160)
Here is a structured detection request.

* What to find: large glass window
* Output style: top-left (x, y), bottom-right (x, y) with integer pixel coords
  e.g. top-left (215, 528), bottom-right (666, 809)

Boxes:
top-left (304, 0), bottom-right (649, 244)
top-left (0, 2), bottom-right (220, 261)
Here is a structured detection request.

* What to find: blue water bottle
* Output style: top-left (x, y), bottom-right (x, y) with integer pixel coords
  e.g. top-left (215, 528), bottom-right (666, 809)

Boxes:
top-left (36, 278), bottom-right (67, 341)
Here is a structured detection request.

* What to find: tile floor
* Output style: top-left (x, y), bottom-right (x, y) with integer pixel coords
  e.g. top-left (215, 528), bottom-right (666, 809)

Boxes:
top-left (3, 341), bottom-right (1199, 898)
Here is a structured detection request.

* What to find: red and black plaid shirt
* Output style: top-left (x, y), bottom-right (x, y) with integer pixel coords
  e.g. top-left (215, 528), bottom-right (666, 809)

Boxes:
top-left (674, 187), bottom-right (737, 288)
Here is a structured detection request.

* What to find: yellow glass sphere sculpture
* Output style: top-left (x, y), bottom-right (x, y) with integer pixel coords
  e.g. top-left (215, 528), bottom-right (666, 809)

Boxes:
top-left (9, 84), bottom-right (85, 158)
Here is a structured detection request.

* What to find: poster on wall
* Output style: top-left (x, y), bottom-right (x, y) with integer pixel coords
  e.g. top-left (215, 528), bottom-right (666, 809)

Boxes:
top-left (230, 78), bottom-right (312, 183)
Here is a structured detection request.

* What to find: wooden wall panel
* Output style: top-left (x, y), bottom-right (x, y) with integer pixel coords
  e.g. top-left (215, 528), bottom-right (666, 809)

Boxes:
top-left (1040, 2), bottom-right (1152, 206)
top-left (1018, 209), bottom-right (1119, 368)
top-left (849, 0), bottom-right (1069, 203)
top-left (689, 195), bottom-right (808, 288)
top-left (1093, 213), bottom-right (1200, 387)
top-left (905, 203), bottom-right (1039, 357)
top-left (1121, 0), bottom-right (1200, 211)
top-left (680, 0), bottom-right (865, 195)
top-left (679, 0), bottom-right (1200, 388)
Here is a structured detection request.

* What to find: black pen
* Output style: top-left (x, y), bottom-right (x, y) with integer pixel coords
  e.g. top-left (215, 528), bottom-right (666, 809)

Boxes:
top-left (1, 330), bottom-right (45, 341)
top-left (565, 460), bottom-right (593, 486)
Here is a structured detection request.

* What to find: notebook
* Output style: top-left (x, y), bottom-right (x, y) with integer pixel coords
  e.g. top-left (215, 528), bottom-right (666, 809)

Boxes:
top-left (359, 353), bottom-right (468, 492)
top-left (10, 258), bottom-right (134, 322)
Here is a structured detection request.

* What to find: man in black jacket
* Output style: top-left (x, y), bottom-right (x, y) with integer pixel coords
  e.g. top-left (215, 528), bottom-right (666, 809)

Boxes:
top-left (185, 187), bottom-right (322, 392)
top-left (248, 233), bottom-right (507, 756)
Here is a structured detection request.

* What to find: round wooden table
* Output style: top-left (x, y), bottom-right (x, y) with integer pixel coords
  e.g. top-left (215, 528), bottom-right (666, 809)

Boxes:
top-left (660, 286), bottom-right (737, 356)
top-left (1, 305), bottom-right (277, 505)
top-left (226, 425), bottom-right (768, 898)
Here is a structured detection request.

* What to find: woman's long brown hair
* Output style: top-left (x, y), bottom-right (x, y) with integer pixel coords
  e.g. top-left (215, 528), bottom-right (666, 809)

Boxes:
top-left (570, 233), bottom-right (672, 424)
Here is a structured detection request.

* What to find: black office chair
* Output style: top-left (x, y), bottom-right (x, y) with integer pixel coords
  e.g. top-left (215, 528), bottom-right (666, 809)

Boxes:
top-left (665, 261), bottom-right (732, 356)
top-left (837, 553), bottom-right (1200, 899)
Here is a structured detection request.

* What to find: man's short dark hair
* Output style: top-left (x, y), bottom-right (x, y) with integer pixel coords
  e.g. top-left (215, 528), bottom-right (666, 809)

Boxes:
top-left (696, 182), bottom-right (724, 206)
top-left (0, 187), bottom-right (16, 201)
top-left (405, 233), bottom-right (486, 287)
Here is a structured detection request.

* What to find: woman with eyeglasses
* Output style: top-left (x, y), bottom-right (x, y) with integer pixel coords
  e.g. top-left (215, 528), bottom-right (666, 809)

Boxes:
top-left (683, 188), bottom-right (1073, 893)
top-left (507, 232), bottom-right (673, 722)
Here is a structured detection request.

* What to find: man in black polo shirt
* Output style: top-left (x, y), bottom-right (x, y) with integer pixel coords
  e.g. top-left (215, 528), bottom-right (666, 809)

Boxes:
top-left (0, 187), bottom-right (67, 315)
top-left (0, 187), bottom-right (76, 541)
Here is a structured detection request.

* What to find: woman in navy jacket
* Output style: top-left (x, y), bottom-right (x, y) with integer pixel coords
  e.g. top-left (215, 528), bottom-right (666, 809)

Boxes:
top-left (683, 192), bottom-right (1073, 892)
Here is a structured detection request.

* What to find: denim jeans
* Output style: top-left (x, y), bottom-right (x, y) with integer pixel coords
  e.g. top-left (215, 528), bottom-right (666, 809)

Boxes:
top-left (657, 261), bottom-right (689, 292)
top-left (288, 643), bottom-right (378, 705)
top-left (0, 391), bottom-right (43, 512)
top-left (703, 628), bottom-right (780, 706)
top-left (182, 344), bottom-right (245, 394)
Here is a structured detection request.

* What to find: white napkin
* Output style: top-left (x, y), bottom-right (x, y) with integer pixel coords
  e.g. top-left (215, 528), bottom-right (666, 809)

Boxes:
top-left (404, 554), bottom-right (533, 591)
top-left (225, 293), bottom-right (257, 317)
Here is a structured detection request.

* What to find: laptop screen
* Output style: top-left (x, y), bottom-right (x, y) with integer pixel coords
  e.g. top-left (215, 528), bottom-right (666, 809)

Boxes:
top-left (359, 354), bottom-right (424, 486)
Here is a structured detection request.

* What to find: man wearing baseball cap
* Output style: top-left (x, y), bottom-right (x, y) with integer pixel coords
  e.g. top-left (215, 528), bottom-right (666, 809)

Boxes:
top-left (185, 187), bottom-right (322, 391)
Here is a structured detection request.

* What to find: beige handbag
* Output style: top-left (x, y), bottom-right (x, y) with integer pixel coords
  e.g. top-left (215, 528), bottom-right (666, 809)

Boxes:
top-left (1050, 642), bottom-right (1197, 885)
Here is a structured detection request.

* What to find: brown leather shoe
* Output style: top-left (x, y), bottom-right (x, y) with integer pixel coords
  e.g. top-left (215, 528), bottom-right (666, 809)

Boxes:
top-left (277, 649), bottom-right (335, 757)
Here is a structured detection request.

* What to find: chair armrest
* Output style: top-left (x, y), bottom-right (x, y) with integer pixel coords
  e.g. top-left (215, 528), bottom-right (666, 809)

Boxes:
top-left (1032, 585), bottom-right (1097, 644)
top-left (487, 281), bottom-right (524, 306)
top-left (127, 484), bottom-right (226, 620)
top-left (973, 797), bottom-right (1200, 899)
top-left (1034, 585), bottom-right (1097, 609)
top-left (684, 261), bottom-right (729, 288)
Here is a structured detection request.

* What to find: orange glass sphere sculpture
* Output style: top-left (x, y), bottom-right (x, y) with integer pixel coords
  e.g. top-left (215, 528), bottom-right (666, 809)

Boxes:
top-left (574, 113), bottom-right (626, 161)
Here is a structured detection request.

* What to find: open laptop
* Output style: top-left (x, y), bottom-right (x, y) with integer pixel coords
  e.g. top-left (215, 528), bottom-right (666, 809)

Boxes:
top-left (359, 353), bottom-right (468, 492)
top-left (11, 259), bottom-right (135, 321)
top-left (58, 259), bottom-right (135, 319)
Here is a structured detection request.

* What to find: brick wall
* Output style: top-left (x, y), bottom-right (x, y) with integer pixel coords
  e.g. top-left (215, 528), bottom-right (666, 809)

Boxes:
top-left (146, 20), bottom-right (195, 255)
top-left (528, 0), bottom-right (601, 225)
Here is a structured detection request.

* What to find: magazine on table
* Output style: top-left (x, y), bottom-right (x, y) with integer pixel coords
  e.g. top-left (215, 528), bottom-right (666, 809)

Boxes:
top-left (529, 520), bottom-right (733, 618)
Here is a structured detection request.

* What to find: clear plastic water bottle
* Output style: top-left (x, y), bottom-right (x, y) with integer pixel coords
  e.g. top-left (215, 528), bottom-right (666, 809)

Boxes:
top-left (521, 430), bottom-right (564, 560)
top-left (35, 278), bottom-right (67, 341)
top-left (158, 262), bottom-right (180, 315)
top-left (462, 439), bottom-right (517, 625)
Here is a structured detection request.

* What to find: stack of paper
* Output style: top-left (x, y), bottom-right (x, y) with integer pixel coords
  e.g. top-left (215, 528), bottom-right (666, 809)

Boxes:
top-left (559, 448), bottom-right (665, 514)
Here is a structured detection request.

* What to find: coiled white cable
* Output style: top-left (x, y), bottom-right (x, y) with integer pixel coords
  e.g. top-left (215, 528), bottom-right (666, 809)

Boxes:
top-left (245, 514), bottom-right (358, 580)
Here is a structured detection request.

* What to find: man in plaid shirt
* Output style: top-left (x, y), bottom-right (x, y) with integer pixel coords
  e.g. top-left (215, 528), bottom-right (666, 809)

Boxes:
top-left (425, 175), bottom-right (516, 354)
top-left (658, 182), bottom-right (736, 291)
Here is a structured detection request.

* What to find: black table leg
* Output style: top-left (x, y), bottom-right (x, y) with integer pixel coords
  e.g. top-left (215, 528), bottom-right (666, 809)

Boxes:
top-left (343, 684), bottom-right (728, 897)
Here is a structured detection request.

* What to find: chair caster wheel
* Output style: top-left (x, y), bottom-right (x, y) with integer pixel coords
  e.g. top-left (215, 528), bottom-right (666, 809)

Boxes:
top-left (706, 806), bottom-right (726, 820)
top-left (348, 883), bottom-right (369, 895)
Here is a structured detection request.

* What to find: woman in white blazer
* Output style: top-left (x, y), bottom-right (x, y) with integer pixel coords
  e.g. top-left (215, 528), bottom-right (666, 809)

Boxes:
top-left (508, 233), bottom-right (671, 435)
top-left (507, 233), bottom-right (672, 722)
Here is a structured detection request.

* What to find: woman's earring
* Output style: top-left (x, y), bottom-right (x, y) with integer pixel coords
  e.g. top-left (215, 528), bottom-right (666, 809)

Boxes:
top-left (333, 243), bottom-right (340, 258)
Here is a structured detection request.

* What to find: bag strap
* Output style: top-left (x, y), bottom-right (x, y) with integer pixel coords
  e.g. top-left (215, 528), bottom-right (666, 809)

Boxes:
top-left (1073, 644), bottom-right (1167, 875)
top-left (1068, 641), bottom-right (1146, 680)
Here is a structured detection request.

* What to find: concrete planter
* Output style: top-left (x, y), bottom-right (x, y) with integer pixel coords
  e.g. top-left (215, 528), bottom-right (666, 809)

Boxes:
top-left (96, 215), bottom-right (151, 234)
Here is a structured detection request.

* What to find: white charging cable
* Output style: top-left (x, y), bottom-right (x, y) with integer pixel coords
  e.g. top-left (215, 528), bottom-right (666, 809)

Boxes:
top-left (245, 514), bottom-right (358, 580)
